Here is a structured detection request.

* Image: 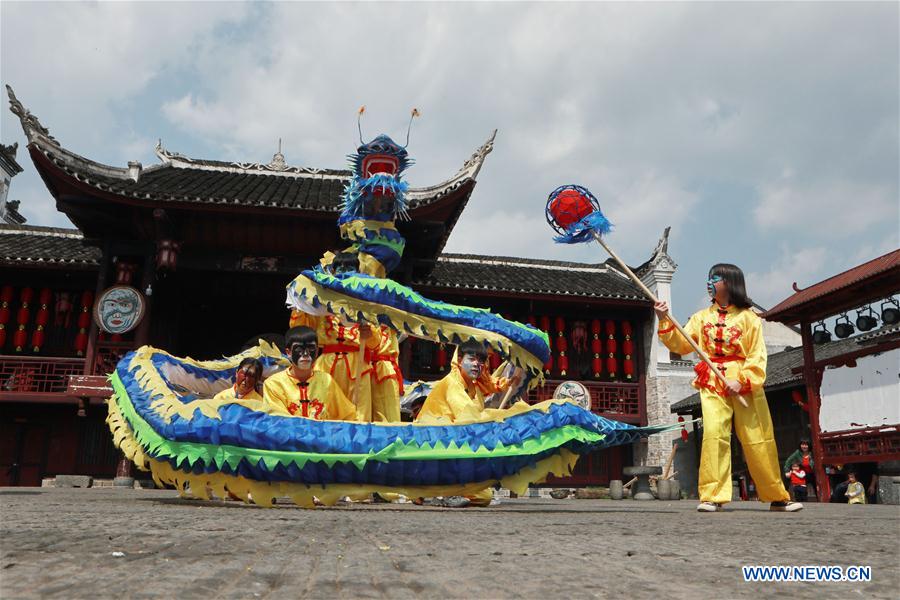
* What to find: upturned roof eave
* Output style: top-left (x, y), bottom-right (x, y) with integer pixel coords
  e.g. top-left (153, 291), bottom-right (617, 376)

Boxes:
top-left (7, 85), bottom-right (495, 214)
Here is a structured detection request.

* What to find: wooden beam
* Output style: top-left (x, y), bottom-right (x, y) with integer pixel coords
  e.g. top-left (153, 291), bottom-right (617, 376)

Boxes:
top-left (66, 375), bottom-right (113, 398)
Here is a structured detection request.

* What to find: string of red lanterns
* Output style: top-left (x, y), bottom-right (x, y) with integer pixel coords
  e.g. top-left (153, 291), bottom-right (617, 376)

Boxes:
top-left (13, 287), bottom-right (33, 352)
top-left (0, 285), bottom-right (12, 349)
top-left (74, 290), bottom-right (93, 356)
top-left (30, 288), bottom-right (52, 353)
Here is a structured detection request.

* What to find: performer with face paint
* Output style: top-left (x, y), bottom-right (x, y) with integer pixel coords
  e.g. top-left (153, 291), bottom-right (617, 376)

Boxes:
top-left (654, 263), bottom-right (800, 513)
top-left (415, 340), bottom-right (515, 424)
top-left (263, 326), bottom-right (356, 421)
top-left (288, 254), bottom-right (381, 422)
top-left (213, 357), bottom-right (264, 402)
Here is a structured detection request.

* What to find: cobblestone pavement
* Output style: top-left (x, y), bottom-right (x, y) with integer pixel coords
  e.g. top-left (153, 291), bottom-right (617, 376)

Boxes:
top-left (1, 487), bottom-right (898, 599)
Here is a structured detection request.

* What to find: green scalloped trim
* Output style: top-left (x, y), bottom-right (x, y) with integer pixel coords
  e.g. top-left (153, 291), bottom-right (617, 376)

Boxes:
top-left (111, 371), bottom-right (605, 474)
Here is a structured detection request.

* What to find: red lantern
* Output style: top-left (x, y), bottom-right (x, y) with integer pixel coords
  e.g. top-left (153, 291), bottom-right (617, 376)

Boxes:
top-left (539, 315), bottom-right (551, 333)
top-left (544, 353), bottom-right (553, 377)
top-left (156, 239), bottom-right (181, 271)
top-left (30, 329), bottom-right (45, 352)
top-left (547, 188), bottom-right (594, 229)
top-left (791, 389), bottom-right (808, 412)
top-left (31, 288), bottom-right (52, 353)
top-left (75, 290), bottom-right (93, 357)
top-left (14, 287), bottom-right (33, 352)
top-left (678, 415), bottom-right (689, 442)
top-left (558, 354), bottom-right (569, 376)
top-left (605, 320), bottom-right (617, 378)
top-left (115, 262), bottom-right (137, 284)
top-left (622, 321), bottom-right (634, 381)
top-left (74, 331), bottom-right (88, 355)
top-left (0, 285), bottom-right (12, 349)
top-left (592, 356), bottom-right (603, 379)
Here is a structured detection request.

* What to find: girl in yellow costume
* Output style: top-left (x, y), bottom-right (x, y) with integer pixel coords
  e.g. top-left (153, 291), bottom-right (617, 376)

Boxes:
top-left (655, 263), bottom-right (801, 513)
top-left (366, 324), bottom-right (403, 422)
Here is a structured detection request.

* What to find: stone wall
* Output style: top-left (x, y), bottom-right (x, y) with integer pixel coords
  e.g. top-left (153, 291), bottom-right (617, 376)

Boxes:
top-left (638, 362), bottom-right (696, 468)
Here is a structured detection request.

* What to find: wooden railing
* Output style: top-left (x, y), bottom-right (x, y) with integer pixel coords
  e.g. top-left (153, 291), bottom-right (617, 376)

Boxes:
top-left (0, 355), bottom-right (85, 396)
top-left (820, 425), bottom-right (900, 464)
top-left (526, 379), bottom-right (643, 423)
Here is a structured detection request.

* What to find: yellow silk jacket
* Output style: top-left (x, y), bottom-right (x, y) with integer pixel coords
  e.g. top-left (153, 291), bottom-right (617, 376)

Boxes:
top-left (658, 304), bottom-right (767, 395)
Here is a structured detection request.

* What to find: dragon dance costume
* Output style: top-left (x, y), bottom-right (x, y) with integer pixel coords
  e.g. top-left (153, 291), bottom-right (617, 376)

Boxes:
top-left (658, 304), bottom-right (790, 504)
top-left (106, 116), bottom-right (681, 507)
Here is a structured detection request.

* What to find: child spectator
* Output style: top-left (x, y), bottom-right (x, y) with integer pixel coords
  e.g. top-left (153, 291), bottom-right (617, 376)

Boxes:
top-left (785, 462), bottom-right (807, 502)
top-left (845, 472), bottom-right (866, 505)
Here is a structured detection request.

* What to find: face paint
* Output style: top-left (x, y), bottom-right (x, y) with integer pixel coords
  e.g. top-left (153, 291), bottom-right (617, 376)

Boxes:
top-left (235, 366), bottom-right (259, 394)
top-left (460, 352), bottom-right (487, 381)
top-left (707, 275), bottom-right (723, 297)
top-left (289, 343), bottom-right (319, 368)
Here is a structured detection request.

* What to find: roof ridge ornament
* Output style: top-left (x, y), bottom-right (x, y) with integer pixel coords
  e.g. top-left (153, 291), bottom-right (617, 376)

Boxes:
top-left (6, 85), bottom-right (57, 144)
top-left (266, 138), bottom-right (287, 171)
top-left (458, 129), bottom-right (497, 179)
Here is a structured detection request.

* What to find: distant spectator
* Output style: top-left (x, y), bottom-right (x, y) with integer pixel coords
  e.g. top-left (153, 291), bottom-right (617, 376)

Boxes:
top-left (867, 473), bottom-right (879, 504)
top-left (785, 462), bottom-right (808, 502)
top-left (783, 439), bottom-right (815, 496)
top-left (845, 472), bottom-right (866, 505)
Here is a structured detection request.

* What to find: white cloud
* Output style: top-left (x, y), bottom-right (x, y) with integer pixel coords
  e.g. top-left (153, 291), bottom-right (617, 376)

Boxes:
top-left (1, 1), bottom-right (896, 315)
top-left (754, 174), bottom-right (896, 237)
top-left (747, 245), bottom-right (830, 309)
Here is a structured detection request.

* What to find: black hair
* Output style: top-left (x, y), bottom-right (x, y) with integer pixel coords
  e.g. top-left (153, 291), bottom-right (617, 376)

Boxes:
top-left (458, 339), bottom-right (488, 361)
top-left (331, 252), bottom-right (359, 274)
top-left (285, 326), bottom-right (318, 349)
top-left (798, 438), bottom-right (810, 450)
top-left (709, 263), bottom-right (752, 309)
top-left (236, 357), bottom-right (263, 380)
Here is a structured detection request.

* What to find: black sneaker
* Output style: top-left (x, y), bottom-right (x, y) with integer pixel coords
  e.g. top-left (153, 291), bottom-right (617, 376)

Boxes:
top-left (770, 501), bottom-right (803, 512)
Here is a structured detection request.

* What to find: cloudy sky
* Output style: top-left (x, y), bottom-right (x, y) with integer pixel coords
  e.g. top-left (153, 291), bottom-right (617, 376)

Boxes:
top-left (2, 1), bottom-right (897, 321)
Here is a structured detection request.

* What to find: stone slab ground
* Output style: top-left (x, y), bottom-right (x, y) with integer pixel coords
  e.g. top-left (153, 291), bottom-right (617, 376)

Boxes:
top-left (1, 487), bottom-right (897, 599)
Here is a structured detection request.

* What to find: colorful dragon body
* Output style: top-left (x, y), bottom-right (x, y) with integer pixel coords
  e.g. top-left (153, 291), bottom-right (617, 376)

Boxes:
top-left (106, 122), bottom-right (673, 507)
top-left (108, 344), bottom-right (678, 506)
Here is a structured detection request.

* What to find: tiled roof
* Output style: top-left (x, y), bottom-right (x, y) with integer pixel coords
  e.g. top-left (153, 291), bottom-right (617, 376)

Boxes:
top-left (764, 249), bottom-right (900, 322)
top-left (38, 144), bottom-right (352, 211)
top-left (8, 86), bottom-right (494, 215)
top-left (416, 254), bottom-right (647, 301)
top-left (0, 224), bottom-right (100, 267)
top-left (670, 324), bottom-right (900, 413)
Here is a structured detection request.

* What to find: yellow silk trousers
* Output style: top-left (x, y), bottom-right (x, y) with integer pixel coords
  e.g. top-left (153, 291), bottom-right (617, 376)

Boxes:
top-left (699, 387), bottom-right (790, 504)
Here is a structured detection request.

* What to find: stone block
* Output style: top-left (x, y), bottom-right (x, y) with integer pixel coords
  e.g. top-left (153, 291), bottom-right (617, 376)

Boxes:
top-left (54, 475), bottom-right (93, 488)
top-left (574, 487), bottom-right (608, 499)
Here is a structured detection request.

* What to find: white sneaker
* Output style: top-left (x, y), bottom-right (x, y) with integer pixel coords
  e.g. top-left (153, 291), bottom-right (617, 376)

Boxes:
top-left (697, 502), bottom-right (723, 512)
top-left (770, 501), bottom-right (803, 512)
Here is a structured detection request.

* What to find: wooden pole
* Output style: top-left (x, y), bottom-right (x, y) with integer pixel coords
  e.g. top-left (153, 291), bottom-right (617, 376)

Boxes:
top-left (591, 232), bottom-right (749, 408)
top-left (497, 367), bottom-right (524, 410)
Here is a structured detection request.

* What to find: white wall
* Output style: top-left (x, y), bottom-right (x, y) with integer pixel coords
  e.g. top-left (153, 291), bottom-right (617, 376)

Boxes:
top-left (819, 348), bottom-right (900, 432)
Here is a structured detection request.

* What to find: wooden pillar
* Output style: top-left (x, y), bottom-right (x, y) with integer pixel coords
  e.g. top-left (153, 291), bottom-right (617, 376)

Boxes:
top-left (83, 244), bottom-right (110, 376)
top-left (800, 320), bottom-right (830, 501)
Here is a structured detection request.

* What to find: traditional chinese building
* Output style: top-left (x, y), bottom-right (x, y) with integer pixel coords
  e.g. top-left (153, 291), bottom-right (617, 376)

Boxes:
top-left (1, 87), bottom-right (680, 488)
